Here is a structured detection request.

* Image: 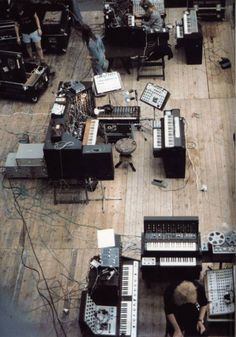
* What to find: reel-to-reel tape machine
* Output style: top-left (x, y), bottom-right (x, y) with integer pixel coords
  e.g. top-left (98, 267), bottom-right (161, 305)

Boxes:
top-left (207, 230), bottom-right (236, 254)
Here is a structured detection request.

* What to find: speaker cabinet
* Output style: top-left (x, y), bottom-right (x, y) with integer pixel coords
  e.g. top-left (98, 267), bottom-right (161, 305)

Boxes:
top-left (163, 147), bottom-right (186, 178)
top-left (82, 144), bottom-right (114, 180)
top-left (44, 132), bottom-right (83, 180)
top-left (184, 34), bottom-right (203, 65)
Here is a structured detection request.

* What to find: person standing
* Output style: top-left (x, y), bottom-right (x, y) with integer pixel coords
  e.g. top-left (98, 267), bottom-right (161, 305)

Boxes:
top-left (14, 2), bottom-right (45, 64)
top-left (81, 24), bottom-right (108, 75)
top-left (164, 280), bottom-right (208, 337)
top-left (71, 0), bottom-right (83, 26)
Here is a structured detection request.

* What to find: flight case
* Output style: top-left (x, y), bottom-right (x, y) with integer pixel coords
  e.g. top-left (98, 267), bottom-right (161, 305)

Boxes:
top-left (0, 50), bottom-right (50, 102)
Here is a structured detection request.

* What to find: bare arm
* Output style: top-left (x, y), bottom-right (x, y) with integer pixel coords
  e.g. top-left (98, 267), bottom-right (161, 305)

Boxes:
top-left (14, 22), bottom-right (21, 43)
top-left (196, 305), bottom-right (208, 334)
top-left (167, 313), bottom-right (184, 337)
top-left (34, 13), bottom-right (42, 34)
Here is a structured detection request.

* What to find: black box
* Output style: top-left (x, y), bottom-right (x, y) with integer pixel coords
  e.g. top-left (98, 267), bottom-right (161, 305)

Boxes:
top-left (41, 6), bottom-right (71, 53)
top-left (82, 144), bottom-right (114, 180)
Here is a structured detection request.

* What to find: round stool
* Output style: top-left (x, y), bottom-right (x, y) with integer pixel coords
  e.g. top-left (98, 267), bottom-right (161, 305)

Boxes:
top-left (115, 138), bottom-right (137, 172)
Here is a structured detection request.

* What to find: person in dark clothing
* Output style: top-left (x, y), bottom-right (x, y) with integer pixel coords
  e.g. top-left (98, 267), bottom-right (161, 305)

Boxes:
top-left (164, 280), bottom-right (208, 337)
top-left (14, 2), bottom-right (45, 63)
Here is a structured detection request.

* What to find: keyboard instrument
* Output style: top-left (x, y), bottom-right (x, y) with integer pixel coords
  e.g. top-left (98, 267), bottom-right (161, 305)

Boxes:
top-left (175, 9), bottom-right (203, 64)
top-left (95, 105), bottom-right (140, 124)
top-left (153, 109), bottom-right (186, 178)
top-left (141, 216), bottom-right (202, 281)
top-left (160, 256), bottom-right (197, 266)
top-left (176, 23), bottom-right (184, 39)
top-left (119, 260), bottom-right (139, 337)
top-left (145, 240), bottom-right (197, 252)
top-left (79, 257), bottom-right (139, 337)
top-left (183, 10), bottom-right (198, 34)
top-left (82, 119), bottom-right (99, 145)
top-left (153, 119), bottom-right (162, 152)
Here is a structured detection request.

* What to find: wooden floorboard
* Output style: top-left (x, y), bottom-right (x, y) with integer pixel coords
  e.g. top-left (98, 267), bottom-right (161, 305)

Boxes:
top-left (0, 8), bottom-right (235, 337)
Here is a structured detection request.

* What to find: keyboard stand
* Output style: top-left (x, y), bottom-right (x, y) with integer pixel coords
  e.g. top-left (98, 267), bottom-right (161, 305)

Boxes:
top-left (137, 56), bottom-right (165, 81)
top-left (53, 179), bottom-right (89, 205)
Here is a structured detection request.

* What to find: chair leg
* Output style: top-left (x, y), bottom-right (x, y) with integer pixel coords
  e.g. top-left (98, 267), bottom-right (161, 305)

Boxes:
top-left (129, 162), bottom-right (136, 172)
top-left (115, 161), bottom-right (122, 168)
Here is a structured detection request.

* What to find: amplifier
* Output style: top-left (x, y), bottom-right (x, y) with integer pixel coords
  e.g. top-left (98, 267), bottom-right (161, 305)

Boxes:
top-left (16, 143), bottom-right (44, 167)
top-left (82, 144), bottom-right (114, 180)
top-left (43, 132), bottom-right (83, 180)
top-left (5, 152), bottom-right (48, 179)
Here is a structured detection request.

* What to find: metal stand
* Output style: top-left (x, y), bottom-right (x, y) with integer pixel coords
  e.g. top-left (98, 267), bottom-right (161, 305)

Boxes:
top-left (115, 154), bottom-right (136, 172)
top-left (153, 107), bottom-right (156, 120)
top-left (135, 123), bottom-right (148, 141)
top-left (89, 182), bottom-right (122, 213)
top-left (53, 179), bottom-right (121, 212)
top-left (53, 179), bottom-right (89, 205)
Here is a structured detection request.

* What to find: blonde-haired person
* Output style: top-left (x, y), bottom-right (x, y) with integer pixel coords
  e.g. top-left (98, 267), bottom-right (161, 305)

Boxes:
top-left (139, 0), bottom-right (163, 31)
top-left (164, 280), bottom-right (208, 337)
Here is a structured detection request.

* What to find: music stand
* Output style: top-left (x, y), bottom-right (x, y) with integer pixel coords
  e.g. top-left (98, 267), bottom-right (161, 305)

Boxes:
top-left (93, 71), bottom-right (122, 100)
top-left (140, 82), bottom-right (170, 120)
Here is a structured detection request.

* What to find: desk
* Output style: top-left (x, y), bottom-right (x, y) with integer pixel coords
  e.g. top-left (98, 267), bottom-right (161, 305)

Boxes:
top-left (103, 30), bottom-right (172, 77)
top-left (104, 39), bottom-right (144, 74)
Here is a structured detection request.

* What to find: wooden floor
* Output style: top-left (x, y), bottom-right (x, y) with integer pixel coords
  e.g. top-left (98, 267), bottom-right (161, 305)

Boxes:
top-left (0, 8), bottom-right (235, 337)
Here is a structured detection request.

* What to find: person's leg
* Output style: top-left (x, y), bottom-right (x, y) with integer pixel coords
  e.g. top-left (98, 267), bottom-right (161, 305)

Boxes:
top-left (22, 33), bottom-right (33, 59)
top-left (31, 31), bottom-right (45, 63)
top-left (71, 0), bottom-right (83, 25)
top-left (34, 41), bottom-right (44, 62)
top-left (25, 43), bottom-right (33, 58)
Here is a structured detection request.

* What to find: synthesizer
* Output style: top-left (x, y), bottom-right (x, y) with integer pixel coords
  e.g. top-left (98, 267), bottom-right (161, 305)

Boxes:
top-left (82, 119), bottom-right (99, 145)
top-left (205, 268), bottom-right (235, 316)
top-left (140, 82), bottom-right (170, 110)
top-left (95, 105), bottom-right (140, 124)
top-left (153, 109), bottom-right (186, 178)
top-left (183, 9), bottom-right (198, 35)
top-left (119, 260), bottom-right (139, 337)
top-left (79, 258), bottom-right (139, 337)
top-left (175, 9), bottom-right (203, 64)
top-left (141, 216), bottom-right (202, 281)
top-left (153, 119), bottom-right (162, 153)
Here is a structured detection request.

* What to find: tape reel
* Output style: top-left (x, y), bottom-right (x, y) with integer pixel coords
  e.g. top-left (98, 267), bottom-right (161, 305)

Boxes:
top-left (208, 231), bottom-right (225, 246)
top-left (225, 231), bottom-right (236, 246)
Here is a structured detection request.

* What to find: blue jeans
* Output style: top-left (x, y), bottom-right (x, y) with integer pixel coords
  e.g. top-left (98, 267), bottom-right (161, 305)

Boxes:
top-left (71, 0), bottom-right (83, 25)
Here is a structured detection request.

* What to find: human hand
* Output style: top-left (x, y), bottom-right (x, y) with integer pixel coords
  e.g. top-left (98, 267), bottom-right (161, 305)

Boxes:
top-left (17, 37), bottom-right (21, 45)
top-left (196, 321), bottom-right (206, 334)
top-left (173, 329), bottom-right (184, 337)
top-left (38, 28), bottom-right (42, 36)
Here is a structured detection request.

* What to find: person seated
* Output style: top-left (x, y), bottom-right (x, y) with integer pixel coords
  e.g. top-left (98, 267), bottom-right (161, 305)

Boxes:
top-left (164, 280), bottom-right (208, 337)
top-left (139, 0), bottom-right (163, 31)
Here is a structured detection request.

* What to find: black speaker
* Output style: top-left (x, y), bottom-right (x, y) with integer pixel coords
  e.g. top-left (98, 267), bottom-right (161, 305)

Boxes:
top-left (162, 147), bottom-right (186, 178)
top-left (82, 144), bottom-right (114, 180)
top-left (184, 33), bottom-right (203, 65)
top-left (44, 132), bottom-right (83, 180)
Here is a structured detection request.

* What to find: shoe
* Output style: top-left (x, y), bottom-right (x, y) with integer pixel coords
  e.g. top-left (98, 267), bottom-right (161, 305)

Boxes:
top-left (40, 61), bottom-right (48, 67)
